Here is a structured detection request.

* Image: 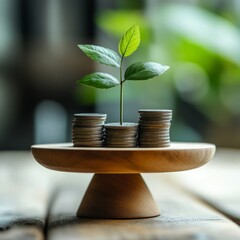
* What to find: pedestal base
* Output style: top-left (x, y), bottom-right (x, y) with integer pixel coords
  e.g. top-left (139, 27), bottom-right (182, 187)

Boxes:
top-left (32, 143), bottom-right (215, 218)
top-left (77, 174), bottom-right (160, 219)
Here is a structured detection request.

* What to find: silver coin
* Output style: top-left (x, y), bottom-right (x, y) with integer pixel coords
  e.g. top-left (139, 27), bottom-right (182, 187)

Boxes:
top-left (105, 140), bottom-right (137, 144)
top-left (74, 113), bottom-right (107, 118)
top-left (138, 136), bottom-right (170, 140)
top-left (139, 140), bottom-right (170, 143)
top-left (105, 122), bottom-right (138, 130)
top-left (139, 144), bottom-right (170, 148)
top-left (105, 132), bottom-right (137, 138)
top-left (73, 118), bottom-right (105, 123)
top-left (73, 140), bottom-right (104, 145)
top-left (72, 126), bottom-right (103, 131)
top-left (105, 143), bottom-right (137, 148)
top-left (73, 143), bottom-right (103, 147)
top-left (72, 137), bottom-right (103, 142)
top-left (138, 132), bottom-right (170, 137)
top-left (139, 109), bottom-right (172, 113)
top-left (139, 118), bottom-right (172, 123)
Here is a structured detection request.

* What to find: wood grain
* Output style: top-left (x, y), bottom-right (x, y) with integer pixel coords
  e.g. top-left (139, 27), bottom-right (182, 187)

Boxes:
top-left (166, 148), bottom-right (240, 225)
top-left (47, 176), bottom-right (240, 240)
top-left (0, 152), bottom-right (48, 240)
top-left (77, 174), bottom-right (160, 219)
top-left (1, 150), bottom-right (240, 239)
top-left (31, 142), bottom-right (215, 173)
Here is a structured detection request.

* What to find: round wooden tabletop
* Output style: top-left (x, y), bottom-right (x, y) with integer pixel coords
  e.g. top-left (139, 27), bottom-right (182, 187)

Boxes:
top-left (31, 142), bottom-right (215, 173)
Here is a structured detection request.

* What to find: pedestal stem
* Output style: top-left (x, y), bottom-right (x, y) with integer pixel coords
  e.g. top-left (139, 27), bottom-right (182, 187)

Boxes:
top-left (77, 174), bottom-right (160, 219)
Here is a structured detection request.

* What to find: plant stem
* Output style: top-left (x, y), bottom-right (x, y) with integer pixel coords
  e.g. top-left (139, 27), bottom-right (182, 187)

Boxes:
top-left (120, 81), bottom-right (123, 125)
top-left (120, 56), bottom-right (124, 125)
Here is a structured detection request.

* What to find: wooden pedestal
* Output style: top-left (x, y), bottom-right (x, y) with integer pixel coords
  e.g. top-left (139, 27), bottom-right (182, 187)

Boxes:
top-left (77, 174), bottom-right (160, 219)
top-left (31, 142), bottom-right (215, 219)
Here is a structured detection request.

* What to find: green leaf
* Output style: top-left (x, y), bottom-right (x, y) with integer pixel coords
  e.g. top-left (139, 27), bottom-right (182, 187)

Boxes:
top-left (78, 44), bottom-right (120, 68)
top-left (118, 25), bottom-right (140, 57)
top-left (124, 62), bottom-right (169, 80)
top-left (77, 72), bottom-right (119, 89)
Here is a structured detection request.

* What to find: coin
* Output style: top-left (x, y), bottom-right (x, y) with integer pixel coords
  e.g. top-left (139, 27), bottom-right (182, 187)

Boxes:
top-left (139, 139), bottom-right (170, 143)
top-left (105, 139), bottom-right (137, 145)
top-left (73, 118), bottom-right (105, 123)
top-left (139, 131), bottom-right (170, 136)
top-left (72, 113), bottom-right (106, 147)
top-left (139, 109), bottom-right (172, 113)
top-left (73, 140), bottom-right (103, 145)
top-left (74, 113), bottom-right (107, 119)
top-left (104, 123), bottom-right (138, 148)
top-left (72, 123), bottom-right (105, 127)
top-left (139, 120), bottom-right (171, 125)
top-left (138, 134), bottom-right (170, 139)
top-left (138, 140), bottom-right (170, 144)
top-left (73, 143), bottom-right (103, 147)
top-left (105, 143), bottom-right (137, 148)
top-left (139, 109), bottom-right (172, 116)
top-left (105, 132), bottom-right (137, 138)
top-left (72, 136), bottom-right (103, 142)
top-left (105, 122), bottom-right (138, 129)
top-left (138, 110), bottom-right (172, 148)
top-left (72, 126), bottom-right (103, 132)
top-left (139, 144), bottom-right (170, 148)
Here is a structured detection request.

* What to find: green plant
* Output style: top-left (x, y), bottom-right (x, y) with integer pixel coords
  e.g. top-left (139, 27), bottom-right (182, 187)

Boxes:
top-left (77, 25), bottom-right (169, 125)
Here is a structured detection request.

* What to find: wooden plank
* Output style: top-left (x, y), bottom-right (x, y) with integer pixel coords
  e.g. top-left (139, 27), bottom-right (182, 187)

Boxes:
top-left (2, 149), bottom-right (239, 239)
top-left (0, 152), bottom-right (50, 240)
top-left (0, 227), bottom-right (42, 240)
top-left (47, 174), bottom-right (240, 240)
top-left (0, 151), bottom-right (92, 240)
top-left (166, 148), bottom-right (240, 224)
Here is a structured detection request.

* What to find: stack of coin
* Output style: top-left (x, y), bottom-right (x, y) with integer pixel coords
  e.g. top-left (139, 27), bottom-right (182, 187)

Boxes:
top-left (72, 113), bottom-right (106, 147)
top-left (104, 123), bottom-right (138, 148)
top-left (138, 110), bottom-right (172, 147)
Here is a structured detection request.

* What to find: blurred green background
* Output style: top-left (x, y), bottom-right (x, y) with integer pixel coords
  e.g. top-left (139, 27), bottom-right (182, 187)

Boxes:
top-left (0, 0), bottom-right (239, 149)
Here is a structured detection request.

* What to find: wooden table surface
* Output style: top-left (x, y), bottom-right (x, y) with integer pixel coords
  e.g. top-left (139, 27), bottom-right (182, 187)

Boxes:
top-left (0, 149), bottom-right (240, 239)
